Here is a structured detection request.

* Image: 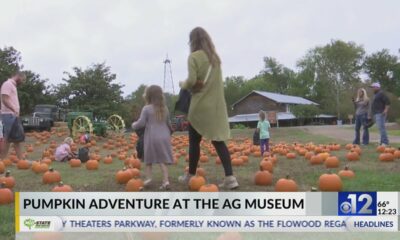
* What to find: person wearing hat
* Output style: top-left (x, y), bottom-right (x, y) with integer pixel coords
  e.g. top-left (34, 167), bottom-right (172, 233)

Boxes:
top-left (370, 82), bottom-right (390, 146)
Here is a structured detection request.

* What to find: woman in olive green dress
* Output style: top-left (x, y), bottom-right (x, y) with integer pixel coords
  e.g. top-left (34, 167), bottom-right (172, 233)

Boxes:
top-left (179, 27), bottom-right (239, 189)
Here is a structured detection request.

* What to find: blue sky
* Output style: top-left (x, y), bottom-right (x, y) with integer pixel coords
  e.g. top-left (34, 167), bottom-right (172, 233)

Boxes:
top-left (1, 0), bottom-right (399, 95)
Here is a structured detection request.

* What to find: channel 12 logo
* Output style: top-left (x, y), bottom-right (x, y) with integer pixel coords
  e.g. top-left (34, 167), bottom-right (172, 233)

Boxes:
top-left (338, 192), bottom-right (377, 216)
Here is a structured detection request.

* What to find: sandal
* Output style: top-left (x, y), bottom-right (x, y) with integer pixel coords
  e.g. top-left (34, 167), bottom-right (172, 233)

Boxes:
top-left (143, 178), bottom-right (152, 187)
top-left (159, 182), bottom-right (170, 190)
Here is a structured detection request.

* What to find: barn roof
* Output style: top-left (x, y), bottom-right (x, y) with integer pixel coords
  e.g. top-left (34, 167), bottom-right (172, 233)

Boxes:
top-left (228, 113), bottom-right (335, 123)
top-left (231, 90), bottom-right (318, 107)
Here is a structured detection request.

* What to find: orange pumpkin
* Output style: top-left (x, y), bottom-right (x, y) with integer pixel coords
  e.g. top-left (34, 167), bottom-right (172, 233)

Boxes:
top-left (199, 184), bottom-right (219, 192)
top-left (86, 160), bottom-right (99, 170)
top-left (199, 155), bottom-right (209, 163)
top-left (0, 161), bottom-right (5, 174)
top-left (310, 155), bottom-right (324, 165)
top-left (103, 155), bottom-right (113, 164)
top-left (240, 155), bottom-right (249, 163)
top-left (9, 154), bottom-right (18, 162)
top-left (376, 145), bottom-right (386, 153)
top-left (259, 160), bottom-right (274, 173)
top-left (318, 172), bottom-right (342, 191)
top-left (2, 158), bottom-right (12, 166)
top-left (26, 145), bottom-right (34, 153)
top-left (253, 151), bottom-right (262, 157)
top-left (128, 167), bottom-right (141, 178)
top-left (338, 165), bottom-right (355, 179)
top-left (346, 152), bottom-right (360, 161)
top-left (32, 161), bottom-right (49, 174)
top-left (42, 168), bottom-right (61, 184)
top-left (196, 167), bottom-right (206, 177)
top-left (116, 168), bottom-right (133, 184)
top-left (305, 152), bottom-right (314, 160)
top-left (379, 153), bottom-right (395, 162)
top-left (69, 159), bottom-right (81, 168)
top-left (41, 157), bottom-right (52, 165)
top-left (16, 159), bottom-right (31, 170)
top-left (275, 175), bottom-right (298, 192)
top-left (394, 150), bottom-right (400, 159)
top-left (52, 182), bottom-right (73, 192)
top-left (231, 158), bottom-right (243, 166)
top-left (286, 152), bottom-right (296, 159)
top-left (125, 157), bottom-right (141, 169)
top-left (0, 170), bottom-right (15, 189)
top-left (0, 183), bottom-right (14, 205)
top-left (325, 156), bottom-right (340, 168)
top-left (318, 152), bottom-right (330, 161)
top-left (254, 170), bottom-right (272, 186)
top-left (189, 175), bottom-right (206, 191)
top-left (345, 143), bottom-right (353, 150)
top-left (125, 178), bottom-right (144, 191)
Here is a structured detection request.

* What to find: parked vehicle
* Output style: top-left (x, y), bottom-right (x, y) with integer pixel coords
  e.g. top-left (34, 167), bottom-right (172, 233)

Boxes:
top-left (21, 105), bottom-right (59, 131)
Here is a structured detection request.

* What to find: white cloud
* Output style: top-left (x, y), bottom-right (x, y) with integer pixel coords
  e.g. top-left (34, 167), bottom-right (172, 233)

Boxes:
top-left (0, 0), bottom-right (399, 95)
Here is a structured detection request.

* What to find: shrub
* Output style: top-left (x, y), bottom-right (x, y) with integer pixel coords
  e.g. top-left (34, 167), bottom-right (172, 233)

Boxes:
top-left (232, 124), bottom-right (248, 129)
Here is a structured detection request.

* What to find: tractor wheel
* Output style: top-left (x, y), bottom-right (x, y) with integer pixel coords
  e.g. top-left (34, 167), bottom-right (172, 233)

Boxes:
top-left (107, 115), bottom-right (125, 133)
top-left (72, 116), bottom-right (93, 137)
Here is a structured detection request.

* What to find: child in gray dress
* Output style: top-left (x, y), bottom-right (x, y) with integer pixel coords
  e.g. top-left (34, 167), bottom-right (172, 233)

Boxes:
top-left (131, 85), bottom-right (174, 190)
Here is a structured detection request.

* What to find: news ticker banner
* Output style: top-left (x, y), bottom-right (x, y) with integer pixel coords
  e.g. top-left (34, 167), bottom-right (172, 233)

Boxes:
top-left (14, 192), bottom-right (399, 232)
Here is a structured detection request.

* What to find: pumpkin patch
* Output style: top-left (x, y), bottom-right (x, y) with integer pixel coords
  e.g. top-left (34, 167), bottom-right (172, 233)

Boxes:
top-left (0, 126), bottom-right (397, 215)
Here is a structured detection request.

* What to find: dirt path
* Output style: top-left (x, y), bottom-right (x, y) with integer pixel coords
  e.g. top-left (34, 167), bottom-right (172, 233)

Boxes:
top-left (301, 125), bottom-right (400, 144)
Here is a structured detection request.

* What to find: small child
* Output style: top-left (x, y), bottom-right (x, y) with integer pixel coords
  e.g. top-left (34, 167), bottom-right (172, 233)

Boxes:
top-left (78, 133), bottom-right (90, 163)
top-left (257, 110), bottom-right (271, 156)
top-left (55, 137), bottom-right (76, 162)
top-left (131, 85), bottom-right (173, 190)
top-left (79, 132), bottom-right (90, 144)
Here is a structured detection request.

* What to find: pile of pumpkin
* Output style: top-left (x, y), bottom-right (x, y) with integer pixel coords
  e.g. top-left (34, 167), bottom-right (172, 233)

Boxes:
top-left (0, 132), bottom-right (145, 205)
top-left (251, 142), bottom-right (358, 192)
top-left (2, 131), bottom-right (400, 206)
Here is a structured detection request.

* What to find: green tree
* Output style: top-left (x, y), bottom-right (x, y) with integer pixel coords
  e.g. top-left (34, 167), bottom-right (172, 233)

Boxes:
top-left (18, 70), bottom-right (57, 115)
top-left (57, 63), bottom-right (124, 119)
top-left (363, 49), bottom-right (400, 95)
top-left (124, 84), bottom-right (147, 122)
top-left (297, 40), bottom-right (365, 119)
top-left (224, 76), bottom-right (246, 114)
top-left (0, 46), bottom-right (21, 83)
top-left (0, 47), bottom-right (56, 115)
top-left (291, 104), bottom-right (320, 125)
top-left (261, 57), bottom-right (296, 94)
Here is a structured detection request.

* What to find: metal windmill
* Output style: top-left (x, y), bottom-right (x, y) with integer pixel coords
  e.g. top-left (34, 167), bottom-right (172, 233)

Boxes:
top-left (163, 54), bottom-right (175, 94)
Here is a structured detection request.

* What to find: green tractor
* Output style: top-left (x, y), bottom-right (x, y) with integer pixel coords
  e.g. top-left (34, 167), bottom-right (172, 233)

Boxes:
top-left (66, 112), bottom-right (126, 137)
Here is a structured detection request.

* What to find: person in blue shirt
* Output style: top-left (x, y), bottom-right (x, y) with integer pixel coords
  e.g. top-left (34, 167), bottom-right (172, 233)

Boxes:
top-left (256, 110), bottom-right (271, 156)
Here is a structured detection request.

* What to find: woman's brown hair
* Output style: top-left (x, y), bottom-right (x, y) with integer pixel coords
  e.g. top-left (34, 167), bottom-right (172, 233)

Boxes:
top-left (144, 85), bottom-right (167, 121)
top-left (189, 27), bottom-right (221, 67)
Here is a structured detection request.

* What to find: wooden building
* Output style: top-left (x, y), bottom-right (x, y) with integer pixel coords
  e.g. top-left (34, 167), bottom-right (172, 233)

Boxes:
top-left (229, 90), bottom-right (336, 127)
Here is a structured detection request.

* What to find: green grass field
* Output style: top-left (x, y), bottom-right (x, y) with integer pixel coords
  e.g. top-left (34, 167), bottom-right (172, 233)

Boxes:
top-left (1, 127), bottom-right (400, 240)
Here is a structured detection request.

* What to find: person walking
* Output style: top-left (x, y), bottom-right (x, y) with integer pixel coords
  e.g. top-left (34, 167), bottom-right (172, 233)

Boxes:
top-left (178, 27), bottom-right (239, 190)
top-left (131, 85), bottom-right (174, 190)
top-left (0, 72), bottom-right (26, 162)
top-left (370, 82), bottom-right (390, 146)
top-left (257, 111), bottom-right (271, 156)
top-left (352, 88), bottom-right (370, 145)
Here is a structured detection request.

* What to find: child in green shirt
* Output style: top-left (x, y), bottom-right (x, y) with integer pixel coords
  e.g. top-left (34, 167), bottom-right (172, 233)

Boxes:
top-left (257, 111), bottom-right (271, 156)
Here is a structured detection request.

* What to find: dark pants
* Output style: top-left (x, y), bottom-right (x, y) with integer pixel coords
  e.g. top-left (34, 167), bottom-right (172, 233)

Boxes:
top-left (260, 138), bottom-right (269, 156)
top-left (188, 125), bottom-right (233, 176)
top-left (353, 113), bottom-right (369, 145)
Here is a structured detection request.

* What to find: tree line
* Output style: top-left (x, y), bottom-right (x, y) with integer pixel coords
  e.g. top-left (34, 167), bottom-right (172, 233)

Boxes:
top-left (1, 39), bottom-right (399, 124)
top-left (224, 40), bottom-right (400, 122)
